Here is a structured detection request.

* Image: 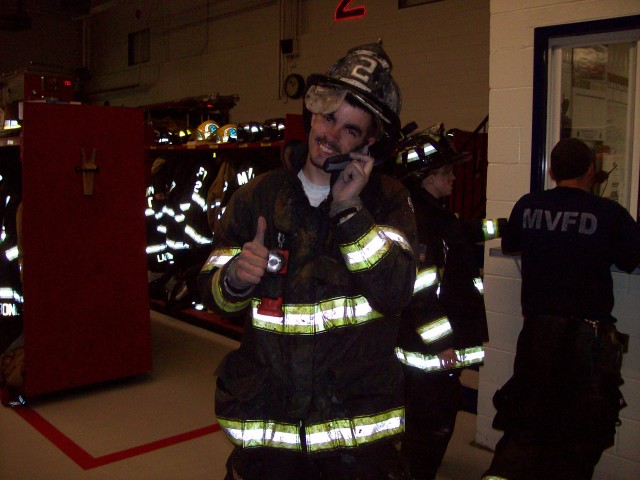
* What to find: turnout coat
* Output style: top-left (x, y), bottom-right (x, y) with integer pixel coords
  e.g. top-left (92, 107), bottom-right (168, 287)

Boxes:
top-left (198, 144), bottom-right (417, 456)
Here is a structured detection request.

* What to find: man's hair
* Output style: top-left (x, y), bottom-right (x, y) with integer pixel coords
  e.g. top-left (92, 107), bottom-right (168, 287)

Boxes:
top-left (550, 138), bottom-right (595, 181)
top-left (344, 93), bottom-right (380, 140)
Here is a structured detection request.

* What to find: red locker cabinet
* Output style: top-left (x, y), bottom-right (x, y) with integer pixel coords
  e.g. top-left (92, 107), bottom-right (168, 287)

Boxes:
top-left (20, 102), bottom-right (151, 397)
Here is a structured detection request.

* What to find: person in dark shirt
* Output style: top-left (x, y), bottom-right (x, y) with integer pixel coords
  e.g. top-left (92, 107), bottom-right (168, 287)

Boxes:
top-left (483, 138), bottom-right (640, 480)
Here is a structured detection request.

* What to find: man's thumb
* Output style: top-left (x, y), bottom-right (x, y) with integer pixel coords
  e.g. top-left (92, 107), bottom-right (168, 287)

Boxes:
top-left (254, 216), bottom-right (267, 245)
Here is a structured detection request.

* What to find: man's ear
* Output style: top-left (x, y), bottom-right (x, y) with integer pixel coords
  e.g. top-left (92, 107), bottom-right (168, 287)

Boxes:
top-left (549, 167), bottom-right (556, 182)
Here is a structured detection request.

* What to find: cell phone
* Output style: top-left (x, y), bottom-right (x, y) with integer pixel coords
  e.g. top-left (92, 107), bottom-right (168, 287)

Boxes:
top-left (322, 153), bottom-right (353, 172)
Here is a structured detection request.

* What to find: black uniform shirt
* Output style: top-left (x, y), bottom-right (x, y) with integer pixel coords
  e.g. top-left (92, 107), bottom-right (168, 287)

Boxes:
top-left (502, 186), bottom-right (640, 321)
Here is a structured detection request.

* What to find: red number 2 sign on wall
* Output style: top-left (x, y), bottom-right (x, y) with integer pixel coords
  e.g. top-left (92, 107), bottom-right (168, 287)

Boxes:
top-left (335, 0), bottom-right (366, 21)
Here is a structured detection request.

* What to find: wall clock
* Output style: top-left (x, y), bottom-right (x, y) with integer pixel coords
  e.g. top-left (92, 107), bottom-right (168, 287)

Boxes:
top-left (284, 73), bottom-right (305, 99)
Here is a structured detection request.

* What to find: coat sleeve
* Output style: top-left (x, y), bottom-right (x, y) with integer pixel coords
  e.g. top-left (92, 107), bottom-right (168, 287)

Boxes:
top-left (197, 183), bottom-right (257, 318)
top-left (332, 176), bottom-right (417, 316)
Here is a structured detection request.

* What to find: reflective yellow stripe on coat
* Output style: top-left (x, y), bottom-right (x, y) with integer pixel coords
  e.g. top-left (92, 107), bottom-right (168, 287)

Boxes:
top-left (252, 296), bottom-right (383, 334)
top-left (340, 226), bottom-right (412, 272)
top-left (395, 346), bottom-right (485, 372)
top-left (218, 407), bottom-right (404, 453)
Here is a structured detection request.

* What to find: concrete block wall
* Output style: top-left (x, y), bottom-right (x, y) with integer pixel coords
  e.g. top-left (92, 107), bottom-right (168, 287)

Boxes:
top-left (86, 0), bottom-right (490, 132)
top-left (481, 1), bottom-right (640, 478)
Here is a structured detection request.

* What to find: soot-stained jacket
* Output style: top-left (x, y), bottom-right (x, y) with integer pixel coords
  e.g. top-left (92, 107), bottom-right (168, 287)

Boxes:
top-left (396, 184), bottom-right (504, 374)
top-left (198, 143), bottom-right (417, 456)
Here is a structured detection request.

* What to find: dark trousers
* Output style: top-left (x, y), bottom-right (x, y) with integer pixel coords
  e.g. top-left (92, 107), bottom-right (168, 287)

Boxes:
top-left (484, 315), bottom-right (626, 480)
top-left (400, 367), bottom-right (461, 480)
top-left (225, 440), bottom-right (406, 480)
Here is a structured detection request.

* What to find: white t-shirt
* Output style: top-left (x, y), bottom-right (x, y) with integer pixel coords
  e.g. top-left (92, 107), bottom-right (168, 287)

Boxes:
top-left (298, 170), bottom-right (330, 207)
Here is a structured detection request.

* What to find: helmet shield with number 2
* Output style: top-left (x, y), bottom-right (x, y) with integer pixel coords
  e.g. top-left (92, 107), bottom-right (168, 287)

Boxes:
top-left (305, 41), bottom-right (402, 141)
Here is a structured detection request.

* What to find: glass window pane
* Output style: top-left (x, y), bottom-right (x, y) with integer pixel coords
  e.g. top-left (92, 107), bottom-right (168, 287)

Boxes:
top-left (549, 38), bottom-right (638, 214)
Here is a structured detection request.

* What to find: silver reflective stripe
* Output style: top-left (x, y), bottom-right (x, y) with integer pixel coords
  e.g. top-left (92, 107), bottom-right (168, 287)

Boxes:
top-left (166, 238), bottom-right (190, 250)
top-left (219, 407), bottom-right (404, 452)
top-left (191, 192), bottom-right (207, 210)
top-left (0, 287), bottom-right (22, 303)
top-left (483, 218), bottom-right (500, 240)
top-left (184, 225), bottom-right (213, 245)
top-left (413, 266), bottom-right (438, 294)
top-left (212, 269), bottom-right (252, 313)
top-left (252, 296), bottom-right (382, 334)
top-left (146, 243), bottom-right (166, 254)
top-left (341, 226), bottom-right (411, 272)
top-left (395, 346), bottom-right (485, 372)
top-left (473, 276), bottom-right (484, 295)
top-left (379, 227), bottom-right (412, 252)
top-left (219, 418), bottom-right (302, 450)
top-left (305, 408), bottom-right (404, 452)
top-left (417, 316), bottom-right (452, 344)
top-left (4, 246), bottom-right (19, 261)
top-left (200, 247), bottom-right (241, 273)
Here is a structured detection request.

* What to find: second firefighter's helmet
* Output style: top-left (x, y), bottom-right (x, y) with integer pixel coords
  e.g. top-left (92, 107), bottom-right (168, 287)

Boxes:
top-left (395, 123), bottom-right (469, 179)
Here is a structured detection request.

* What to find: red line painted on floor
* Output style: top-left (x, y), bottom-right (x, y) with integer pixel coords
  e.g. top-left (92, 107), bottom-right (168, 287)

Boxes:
top-left (14, 406), bottom-right (222, 470)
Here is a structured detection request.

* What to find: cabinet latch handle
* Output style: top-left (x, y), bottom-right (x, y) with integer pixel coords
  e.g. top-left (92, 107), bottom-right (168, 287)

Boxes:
top-left (76, 148), bottom-right (99, 195)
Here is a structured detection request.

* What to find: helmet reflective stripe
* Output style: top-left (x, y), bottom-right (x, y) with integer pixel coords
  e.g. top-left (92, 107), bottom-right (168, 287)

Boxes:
top-left (211, 269), bottom-right (252, 313)
top-left (340, 226), bottom-right (410, 272)
top-left (219, 407), bottom-right (403, 452)
top-left (413, 266), bottom-right (438, 294)
top-left (417, 316), bottom-right (452, 344)
top-left (200, 247), bottom-right (242, 273)
top-left (404, 143), bottom-right (437, 166)
top-left (473, 277), bottom-right (484, 295)
top-left (395, 346), bottom-right (485, 372)
top-left (251, 295), bottom-right (381, 334)
top-left (482, 219), bottom-right (500, 240)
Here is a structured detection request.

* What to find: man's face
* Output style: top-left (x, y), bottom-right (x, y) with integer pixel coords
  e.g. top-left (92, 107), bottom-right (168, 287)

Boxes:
top-left (426, 165), bottom-right (455, 199)
top-left (307, 100), bottom-right (374, 172)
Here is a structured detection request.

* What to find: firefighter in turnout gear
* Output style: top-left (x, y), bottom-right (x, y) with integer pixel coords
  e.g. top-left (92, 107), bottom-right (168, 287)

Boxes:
top-left (393, 125), bottom-right (505, 480)
top-left (198, 41), bottom-right (417, 480)
top-left (483, 138), bottom-right (640, 480)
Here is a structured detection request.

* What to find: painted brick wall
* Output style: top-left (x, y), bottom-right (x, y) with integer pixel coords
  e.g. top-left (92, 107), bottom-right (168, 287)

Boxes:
top-left (481, 1), bottom-right (640, 478)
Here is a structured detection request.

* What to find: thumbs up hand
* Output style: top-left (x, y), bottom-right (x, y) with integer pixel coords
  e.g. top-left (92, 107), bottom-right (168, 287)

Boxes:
top-left (227, 216), bottom-right (269, 290)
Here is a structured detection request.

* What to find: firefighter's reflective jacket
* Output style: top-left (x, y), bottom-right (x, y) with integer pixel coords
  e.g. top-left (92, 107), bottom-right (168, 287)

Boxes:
top-left (0, 156), bottom-right (23, 321)
top-left (145, 155), bottom-right (179, 273)
top-left (198, 143), bottom-right (417, 455)
top-left (396, 184), bottom-right (505, 373)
